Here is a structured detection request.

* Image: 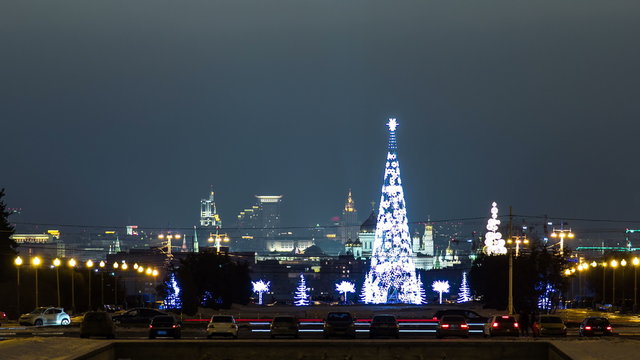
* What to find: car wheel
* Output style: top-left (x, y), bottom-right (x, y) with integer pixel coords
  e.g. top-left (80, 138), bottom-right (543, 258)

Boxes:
top-left (149, 335), bottom-right (155, 339)
top-left (295, 334), bottom-right (299, 339)
top-left (34, 319), bottom-right (43, 326)
top-left (61, 319), bottom-right (70, 326)
top-left (270, 335), bottom-right (275, 339)
top-left (207, 334), bottom-right (212, 339)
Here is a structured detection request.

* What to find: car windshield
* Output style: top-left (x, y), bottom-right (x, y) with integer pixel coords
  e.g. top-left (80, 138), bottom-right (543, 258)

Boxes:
top-left (327, 313), bottom-right (352, 321)
top-left (212, 316), bottom-right (233, 323)
top-left (496, 316), bottom-right (515, 323)
top-left (152, 316), bottom-right (175, 324)
top-left (85, 312), bottom-right (108, 321)
top-left (586, 318), bottom-right (609, 325)
top-left (441, 315), bottom-right (465, 322)
top-left (273, 317), bottom-right (295, 323)
top-left (372, 316), bottom-right (396, 324)
top-left (30, 307), bottom-right (47, 314)
top-left (540, 317), bottom-right (563, 323)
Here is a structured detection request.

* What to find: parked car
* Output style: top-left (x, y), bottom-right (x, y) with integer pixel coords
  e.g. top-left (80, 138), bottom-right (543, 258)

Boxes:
top-left (19, 307), bottom-right (71, 326)
top-left (579, 317), bottom-right (613, 337)
top-left (432, 309), bottom-right (488, 323)
top-left (0, 311), bottom-right (7, 326)
top-left (111, 308), bottom-right (167, 325)
top-left (532, 316), bottom-right (567, 337)
top-left (270, 316), bottom-right (299, 338)
top-left (149, 315), bottom-right (182, 339)
top-left (80, 311), bottom-right (116, 339)
top-left (369, 315), bottom-right (399, 339)
top-left (483, 315), bottom-right (519, 337)
top-left (206, 315), bottom-right (238, 339)
top-left (323, 312), bottom-right (356, 339)
top-left (436, 315), bottom-right (469, 339)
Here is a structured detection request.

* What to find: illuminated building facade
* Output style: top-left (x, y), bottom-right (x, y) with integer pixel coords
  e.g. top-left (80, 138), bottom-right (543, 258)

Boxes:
top-left (339, 189), bottom-right (359, 244)
top-left (200, 189), bottom-right (222, 228)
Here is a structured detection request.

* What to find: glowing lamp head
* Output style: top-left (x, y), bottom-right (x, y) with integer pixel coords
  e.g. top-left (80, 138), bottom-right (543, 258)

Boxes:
top-left (86, 260), bottom-right (94, 268)
top-left (152, 269), bottom-right (159, 277)
top-left (15, 256), bottom-right (23, 266)
top-left (146, 268), bottom-right (152, 275)
top-left (133, 263), bottom-right (139, 269)
top-left (158, 234), bottom-right (165, 239)
top-left (591, 261), bottom-right (597, 267)
top-left (137, 266), bottom-right (144, 273)
top-left (121, 263), bottom-right (128, 270)
top-left (175, 234), bottom-right (181, 239)
top-left (53, 258), bottom-right (61, 267)
top-left (568, 232), bottom-right (575, 239)
top-left (113, 262), bottom-right (119, 269)
top-left (611, 259), bottom-right (618, 268)
top-left (551, 232), bottom-right (558, 238)
top-left (32, 256), bottom-right (41, 266)
top-left (99, 261), bottom-right (105, 268)
top-left (564, 269), bottom-right (571, 276)
top-left (621, 259), bottom-right (627, 267)
top-left (633, 258), bottom-right (640, 266)
top-left (68, 258), bottom-right (77, 267)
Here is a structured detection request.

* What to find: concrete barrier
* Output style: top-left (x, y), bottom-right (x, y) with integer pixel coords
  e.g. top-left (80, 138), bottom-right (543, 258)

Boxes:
top-left (74, 340), bottom-right (573, 360)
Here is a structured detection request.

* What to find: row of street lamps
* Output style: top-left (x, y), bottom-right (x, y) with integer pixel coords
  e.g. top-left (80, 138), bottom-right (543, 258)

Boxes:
top-left (14, 256), bottom-right (160, 312)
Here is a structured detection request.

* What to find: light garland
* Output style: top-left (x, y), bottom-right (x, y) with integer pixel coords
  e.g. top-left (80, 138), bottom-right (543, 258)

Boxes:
top-left (294, 274), bottom-right (310, 306)
top-left (456, 272), bottom-right (472, 303)
top-left (483, 202), bottom-right (507, 255)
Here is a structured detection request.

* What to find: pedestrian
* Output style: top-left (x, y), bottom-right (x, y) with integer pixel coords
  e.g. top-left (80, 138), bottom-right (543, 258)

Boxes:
top-left (519, 311), bottom-right (530, 336)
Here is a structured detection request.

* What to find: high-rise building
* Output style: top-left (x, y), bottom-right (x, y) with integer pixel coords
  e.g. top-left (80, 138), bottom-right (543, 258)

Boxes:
top-left (339, 189), bottom-right (359, 244)
top-left (200, 189), bottom-right (222, 228)
top-left (255, 195), bottom-right (283, 238)
top-left (361, 119), bottom-right (424, 304)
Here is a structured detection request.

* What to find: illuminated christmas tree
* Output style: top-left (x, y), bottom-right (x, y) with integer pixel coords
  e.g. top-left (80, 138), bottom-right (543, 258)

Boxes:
top-left (418, 274), bottom-right (427, 304)
top-left (361, 119), bottom-right (423, 304)
top-left (294, 274), bottom-right (310, 306)
top-left (163, 272), bottom-right (182, 310)
top-left (457, 272), bottom-right (472, 303)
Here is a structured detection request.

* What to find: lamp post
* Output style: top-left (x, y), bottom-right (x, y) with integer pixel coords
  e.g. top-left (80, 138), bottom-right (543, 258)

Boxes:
top-left (550, 228), bottom-right (575, 256)
top-left (32, 256), bottom-right (41, 308)
top-left (633, 257), bottom-right (639, 313)
top-left (158, 233), bottom-right (180, 256)
top-left (611, 259), bottom-right (618, 305)
top-left (99, 261), bottom-right (105, 308)
top-left (622, 259), bottom-right (628, 306)
top-left (14, 256), bottom-right (23, 314)
top-left (601, 262), bottom-right (607, 305)
top-left (53, 258), bottom-right (62, 307)
top-left (208, 233), bottom-right (230, 253)
top-left (86, 260), bottom-right (94, 310)
top-left (113, 262), bottom-right (119, 305)
top-left (68, 258), bottom-right (77, 311)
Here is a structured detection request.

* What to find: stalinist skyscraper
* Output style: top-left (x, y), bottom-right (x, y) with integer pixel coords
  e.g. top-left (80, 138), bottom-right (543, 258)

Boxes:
top-left (340, 189), bottom-right (359, 243)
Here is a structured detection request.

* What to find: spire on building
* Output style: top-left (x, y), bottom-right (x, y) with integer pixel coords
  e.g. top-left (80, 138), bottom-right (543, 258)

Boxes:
top-left (340, 189), bottom-right (359, 244)
top-left (193, 225), bottom-right (199, 253)
top-left (114, 234), bottom-right (121, 253)
top-left (344, 189), bottom-right (356, 213)
top-left (200, 187), bottom-right (222, 228)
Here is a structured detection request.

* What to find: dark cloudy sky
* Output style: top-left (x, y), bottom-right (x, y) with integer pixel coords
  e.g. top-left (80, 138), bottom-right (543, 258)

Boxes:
top-left (2, 1), bottom-right (640, 230)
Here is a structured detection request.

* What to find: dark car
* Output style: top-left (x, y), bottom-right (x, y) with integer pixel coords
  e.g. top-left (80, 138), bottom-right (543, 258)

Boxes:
top-left (432, 309), bottom-right (488, 323)
top-left (270, 316), bottom-right (299, 338)
top-left (369, 315), bottom-right (399, 339)
top-left (80, 311), bottom-right (116, 339)
top-left (579, 317), bottom-right (613, 337)
top-left (111, 308), bottom-right (167, 325)
top-left (149, 315), bottom-right (182, 339)
top-left (532, 316), bottom-right (567, 337)
top-left (436, 315), bottom-right (469, 339)
top-left (323, 312), bottom-right (356, 338)
top-left (483, 315), bottom-right (519, 337)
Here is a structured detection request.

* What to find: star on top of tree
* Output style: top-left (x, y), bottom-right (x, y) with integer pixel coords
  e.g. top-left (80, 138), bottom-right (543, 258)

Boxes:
top-left (387, 118), bottom-right (398, 131)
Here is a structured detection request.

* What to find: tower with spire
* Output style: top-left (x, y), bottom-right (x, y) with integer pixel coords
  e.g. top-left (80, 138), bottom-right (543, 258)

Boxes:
top-left (339, 189), bottom-right (359, 244)
top-left (200, 187), bottom-right (222, 228)
top-left (361, 119), bottom-right (424, 304)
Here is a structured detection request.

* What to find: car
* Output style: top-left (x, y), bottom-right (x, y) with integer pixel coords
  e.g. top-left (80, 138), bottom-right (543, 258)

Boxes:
top-left (483, 315), bottom-right (519, 337)
top-left (19, 307), bottom-right (71, 326)
top-left (270, 316), bottom-right (299, 338)
top-left (207, 315), bottom-right (238, 339)
top-left (432, 309), bottom-right (488, 323)
top-left (532, 316), bottom-right (567, 337)
top-left (80, 311), bottom-right (116, 339)
top-left (579, 317), bottom-right (613, 337)
top-left (436, 315), bottom-right (469, 339)
top-left (149, 315), bottom-right (182, 339)
top-left (111, 308), bottom-right (168, 325)
top-left (369, 315), bottom-right (399, 339)
top-left (323, 312), bottom-right (356, 339)
top-left (0, 311), bottom-right (7, 326)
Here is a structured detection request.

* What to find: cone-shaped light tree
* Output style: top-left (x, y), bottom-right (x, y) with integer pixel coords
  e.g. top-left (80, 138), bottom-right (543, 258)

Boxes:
top-left (457, 272), bottom-right (472, 303)
top-left (361, 119), bottom-right (424, 304)
top-left (294, 274), bottom-right (310, 306)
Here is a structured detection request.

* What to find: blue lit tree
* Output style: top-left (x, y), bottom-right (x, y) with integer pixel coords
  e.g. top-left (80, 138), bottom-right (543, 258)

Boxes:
top-left (457, 272), bottom-right (472, 303)
top-left (361, 119), bottom-right (423, 304)
top-left (294, 274), bottom-right (310, 306)
top-left (162, 272), bottom-right (182, 310)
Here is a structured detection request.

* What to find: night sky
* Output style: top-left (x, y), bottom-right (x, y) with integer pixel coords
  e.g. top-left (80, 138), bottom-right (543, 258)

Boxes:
top-left (2, 1), bottom-right (640, 230)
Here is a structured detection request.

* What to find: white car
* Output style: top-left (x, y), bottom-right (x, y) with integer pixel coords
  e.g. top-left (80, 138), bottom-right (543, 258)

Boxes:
top-left (19, 307), bottom-right (71, 326)
top-left (207, 315), bottom-right (238, 338)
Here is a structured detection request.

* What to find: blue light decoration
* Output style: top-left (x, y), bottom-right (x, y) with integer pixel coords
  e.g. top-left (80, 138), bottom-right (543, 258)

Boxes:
top-left (335, 280), bottom-right (356, 304)
top-left (294, 274), bottom-right (310, 306)
top-left (537, 282), bottom-right (557, 312)
top-left (252, 280), bottom-right (270, 305)
top-left (418, 274), bottom-right (427, 304)
top-left (457, 272), bottom-right (472, 303)
top-left (361, 119), bottom-right (424, 304)
top-left (432, 280), bottom-right (450, 305)
top-left (161, 272), bottom-right (182, 310)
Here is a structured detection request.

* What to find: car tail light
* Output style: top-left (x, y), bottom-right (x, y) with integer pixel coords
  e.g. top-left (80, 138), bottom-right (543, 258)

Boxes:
top-left (606, 326), bottom-right (612, 331)
top-left (585, 326), bottom-right (592, 330)
top-left (492, 322), bottom-right (499, 328)
top-left (441, 324), bottom-right (450, 328)
top-left (514, 322), bottom-right (519, 328)
top-left (172, 325), bottom-right (177, 328)
top-left (501, 316), bottom-right (510, 319)
top-left (149, 325), bottom-right (153, 328)
top-left (460, 324), bottom-right (469, 329)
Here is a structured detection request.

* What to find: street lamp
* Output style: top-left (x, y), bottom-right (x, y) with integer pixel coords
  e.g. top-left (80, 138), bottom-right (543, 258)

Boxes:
top-left (32, 256), bottom-right (41, 308)
top-left (633, 257), bottom-right (640, 312)
top-left (14, 256), bottom-right (23, 314)
top-left (602, 262), bottom-right (607, 304)
top-left (550, 228), bottom-right (575, 256)
top-left (53, 258), bottom-right (62, 307)
top-left (158, 233), bottom-right (180, 256)
top-left (86, 260), bottom-right (94, 310)
top-left (68, 258), bottom-right (77, 311)
top-left (622, 259), bottom-right (628, 305)
top-left (611, 259), bottom-right (619, 305)
top-left (99, 261), bottom-right (106, 307)
top-left (113, 261), bottom-right (119, 305)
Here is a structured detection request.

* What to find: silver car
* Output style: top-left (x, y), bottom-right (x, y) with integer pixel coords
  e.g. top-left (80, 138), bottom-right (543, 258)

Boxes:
top-left (19, 307), bottom-right (71, 326)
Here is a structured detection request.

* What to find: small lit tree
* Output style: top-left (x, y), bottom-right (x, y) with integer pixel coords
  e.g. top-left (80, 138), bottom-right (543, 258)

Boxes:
top-left (252, 280), bottom-right (270, 305)
top-left (432, 280), bottom-right (450, 304)
top-left (335, 280), bottom-right (356, 304)
top-left (163, 272), bottom-right (182, 310)
top-left (457, 272), bottom-right (472, 303)
top-left (294, 274), bottom-right (310, 306)
top-left (418, 274), bottom-right (427, 304)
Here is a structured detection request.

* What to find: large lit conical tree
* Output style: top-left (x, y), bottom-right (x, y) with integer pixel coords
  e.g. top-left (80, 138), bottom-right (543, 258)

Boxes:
top-left (361, 119), bottom-right (423, 304)
top-left (294, 274), bottom-right (310, 306)
top-left (0, 189), bottom-right (17, 280)
top-left (457, 272), bottom-right (472, 303)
